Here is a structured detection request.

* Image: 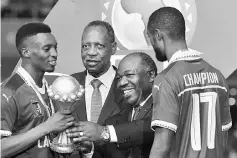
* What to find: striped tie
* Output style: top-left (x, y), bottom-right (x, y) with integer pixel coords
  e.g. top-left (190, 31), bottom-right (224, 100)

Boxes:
top-left (90, 79), bottom-right (102, 123)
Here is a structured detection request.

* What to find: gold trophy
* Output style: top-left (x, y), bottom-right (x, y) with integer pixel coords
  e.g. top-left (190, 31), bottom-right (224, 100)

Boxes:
top-left (47, 76), bottom-right (84, 153)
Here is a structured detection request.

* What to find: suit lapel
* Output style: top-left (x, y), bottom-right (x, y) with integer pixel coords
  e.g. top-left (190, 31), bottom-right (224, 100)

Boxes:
top-left (72, 71), bottom-right (87, 121)
top-left (73, 67), bottom-right (126, 124)
top-left (97, 76), bottom-right (123, 125)
top-left (135, 96), bottom-right (153, 120)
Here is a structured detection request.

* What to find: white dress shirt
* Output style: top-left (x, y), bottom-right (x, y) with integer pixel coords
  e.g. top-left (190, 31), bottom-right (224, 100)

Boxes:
top-left (85, 65), bottom-right (116, 121)
top-left (83, 65), bottom-right (116, 158)
top-left (108, 93), bottom-right (152, 142)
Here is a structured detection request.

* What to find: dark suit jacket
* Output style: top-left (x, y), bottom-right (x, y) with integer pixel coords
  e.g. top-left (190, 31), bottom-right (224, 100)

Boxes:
top-left (105, 96), bottom-right (154, 158)
top-left (70, 68), bottom-right (130, 158)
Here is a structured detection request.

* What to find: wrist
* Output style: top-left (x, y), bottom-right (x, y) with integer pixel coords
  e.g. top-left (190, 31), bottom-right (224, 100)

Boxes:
top-left (100, 126), bottom-right (110, 142)
top-left (40, 121), bottom-right (52, 135)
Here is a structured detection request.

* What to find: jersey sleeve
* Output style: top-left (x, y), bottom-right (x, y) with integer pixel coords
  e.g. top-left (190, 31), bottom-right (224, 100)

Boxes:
top-left (1, 90), bottom-right (17, 137)
top-left (221, 83), bottom-right (232, 131)
top-left (151, 76), bottom-right (179, 133)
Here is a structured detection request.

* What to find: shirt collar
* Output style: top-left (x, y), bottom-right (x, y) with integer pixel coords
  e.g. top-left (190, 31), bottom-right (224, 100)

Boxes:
top-left (16, 66), bottom-right (47, 94)
top-left (168, 48), bottom-right (203, 66)
top-left (139, 93), bottom-right (152, 107)
top-left (16, 66), bottom-right (55, 116)
top-left (85, 64), bottom-right (116, 88)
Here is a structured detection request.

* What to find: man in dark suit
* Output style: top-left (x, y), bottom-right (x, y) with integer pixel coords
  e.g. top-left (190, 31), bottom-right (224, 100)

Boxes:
top-left (70, 20), bottom-right (129, 158)
top-left (67, 52), bottom-right (157, 158)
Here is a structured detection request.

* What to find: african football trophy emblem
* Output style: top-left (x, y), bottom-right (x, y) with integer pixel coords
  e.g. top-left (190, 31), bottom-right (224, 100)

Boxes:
top-left (47, 75), bottom-right (84, 153)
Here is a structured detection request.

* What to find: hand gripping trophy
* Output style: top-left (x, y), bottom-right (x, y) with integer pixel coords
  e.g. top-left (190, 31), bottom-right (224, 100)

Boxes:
top-left (47, 75), bottom-right (84, 153)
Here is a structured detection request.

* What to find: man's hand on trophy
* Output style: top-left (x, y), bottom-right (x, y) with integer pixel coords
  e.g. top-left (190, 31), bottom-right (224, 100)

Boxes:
top-left (43, 112), bottom-right (75, 133)
top-left (66, 121), bottom-right (103, 142)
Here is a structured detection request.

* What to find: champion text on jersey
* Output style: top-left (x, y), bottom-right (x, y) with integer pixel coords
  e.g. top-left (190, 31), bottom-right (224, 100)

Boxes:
top-left (183, 72), bottom-right (219, 87)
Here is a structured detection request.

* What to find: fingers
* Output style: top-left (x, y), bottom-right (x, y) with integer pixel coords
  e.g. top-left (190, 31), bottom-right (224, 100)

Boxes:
top-left (65, 116), bottom-right (75, 123)
top-left (66, 127), bottom-right (80, 134)
top-left (63, 115), bottom-right (75, 127)
top-left (72, 136), bottom-right (88, 143)
top-left (66, 121), bottom-right (74, 127)
top-left (74, 121), bottom-right (87, 126)
top-left (66, 131), bottom-right (82, 138)
top-left (66, 126), bottom-right (84, 133)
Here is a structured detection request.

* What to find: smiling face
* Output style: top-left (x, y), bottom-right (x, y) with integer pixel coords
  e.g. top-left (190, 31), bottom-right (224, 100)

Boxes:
top-left (116, 55), bottom-right (153, 106)
top-left (26, 33), bottom-right (58, 73)
top-left (81, 26), bottom-right (116, 77)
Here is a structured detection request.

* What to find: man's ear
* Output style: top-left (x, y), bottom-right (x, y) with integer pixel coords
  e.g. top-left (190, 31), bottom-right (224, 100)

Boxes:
top-left (148, 71), bottom-right (156, 83)
top-left (21, 48), bottom-right (30, 58)
top-left (111, 41), bottom-right (117, 55)
top-left (154, 29), bottom-right (163, 41)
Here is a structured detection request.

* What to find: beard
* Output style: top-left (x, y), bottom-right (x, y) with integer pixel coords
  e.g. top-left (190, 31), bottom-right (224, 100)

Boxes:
top-left (154, 47), bottom-right (167, 62)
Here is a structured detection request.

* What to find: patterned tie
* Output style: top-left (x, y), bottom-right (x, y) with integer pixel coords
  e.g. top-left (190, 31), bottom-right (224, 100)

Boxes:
top-left (132, 106), bottom-right (142, 120)
top-left (90, 79), bottom-right (102, 123)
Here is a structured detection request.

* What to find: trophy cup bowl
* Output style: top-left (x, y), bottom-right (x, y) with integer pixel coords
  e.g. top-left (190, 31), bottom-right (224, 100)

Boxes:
top-left (47, 75), bottom-right (84, 153)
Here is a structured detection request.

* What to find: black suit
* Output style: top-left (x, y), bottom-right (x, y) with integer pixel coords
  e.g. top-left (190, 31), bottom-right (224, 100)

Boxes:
top-left (105, 96), bottom-right (154, 158)
top-left (70, 68), bottom-right (130, 158)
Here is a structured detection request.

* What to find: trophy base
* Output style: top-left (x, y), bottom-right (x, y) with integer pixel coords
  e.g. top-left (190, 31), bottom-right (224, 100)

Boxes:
top-left (50, 138), bottom-right (76, 153)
